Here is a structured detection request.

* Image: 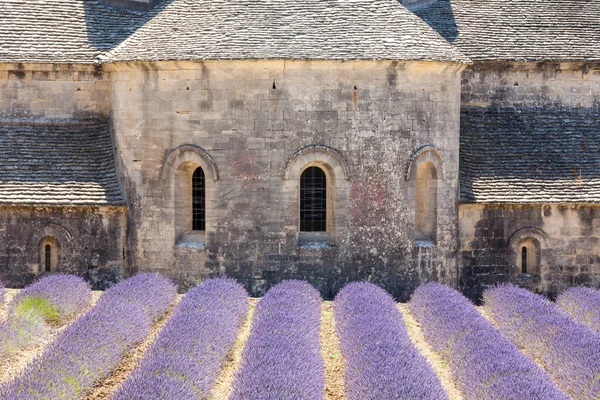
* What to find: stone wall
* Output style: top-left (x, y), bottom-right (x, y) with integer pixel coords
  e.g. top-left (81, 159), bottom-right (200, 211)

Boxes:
top-left (0, 206), bottom-right (126, 289)
top-left (108, 59), bottom-right (464, 299)
top-left (462, 61), bottom-right (600, 108)
top-left (459, 204), bottom-right (600, 301)
top-left (0, 63), bottom-right (109, 119)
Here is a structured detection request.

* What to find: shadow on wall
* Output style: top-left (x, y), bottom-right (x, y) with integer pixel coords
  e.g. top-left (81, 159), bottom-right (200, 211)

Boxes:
top-left (412, 0), bottom-right (459, 43)
top-left (82, 0), bottom-right (176, 52)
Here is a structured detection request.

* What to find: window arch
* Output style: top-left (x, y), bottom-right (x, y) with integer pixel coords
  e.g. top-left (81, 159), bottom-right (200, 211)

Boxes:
top-left (519, 238), bottom-right (541, 275)
top-left (39, 236), bottom-right (59, 273)
top-left (162, 145), bottom-right (219, 245)
top-left (415, 161), bottom-right (438, 242)
top-left (300, 166), bottom-right (327, 232)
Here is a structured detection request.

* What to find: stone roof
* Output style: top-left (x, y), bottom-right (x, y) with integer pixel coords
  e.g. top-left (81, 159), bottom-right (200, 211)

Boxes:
top-left (0, 119), bottom-right (125, 206)
top-left (414, 0), bottom-right (600, 62)
top-left (0, 0), bottom-right (147, 64)
top-left (101, 0), bottom-right (469, 63)
top-left (460, 108), bottom-right (600, 204)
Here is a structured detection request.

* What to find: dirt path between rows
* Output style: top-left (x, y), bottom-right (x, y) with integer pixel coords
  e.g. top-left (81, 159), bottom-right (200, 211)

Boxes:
top-left (211, 298), bottom-right (259, 400)
top-left (83, 294), bottom-right (183, 400)
top-left (398, 303), bottom-right (464, 400)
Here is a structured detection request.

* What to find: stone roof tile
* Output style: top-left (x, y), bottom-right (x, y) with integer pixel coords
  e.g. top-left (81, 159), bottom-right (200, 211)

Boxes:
top-left (101, 0), bottom-right (469, 63)
top-left (460, 107), bottom-right (600, 204)
top-left (0, 119), bottom-right (125, 206)
top-left (415, 0), bottom-right (600, 62)
top-left (0, 0), bottom-right (147, 64)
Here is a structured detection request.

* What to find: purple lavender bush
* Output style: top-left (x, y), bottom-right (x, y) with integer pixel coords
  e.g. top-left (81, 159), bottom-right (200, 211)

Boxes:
top-left (112, 277), bottom-right (249, 400)
top-left (556, 286), bottom-right (600, 333)
top-left (484, 284), bottom-right (600, 399)
top-left (410, 282), bottom-right (566, 400)
top-left (9, 274), bottom-right (92, 325)
top-left (335, 282), bottom-right (447, 400)
top-left (0, 273), bottom-right (176, 400)
top-left (230, 280), bottom-right (324, 400)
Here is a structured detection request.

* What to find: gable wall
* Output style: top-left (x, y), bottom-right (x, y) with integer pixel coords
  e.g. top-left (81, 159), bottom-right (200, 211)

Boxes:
top-left (109, 60), bottom-right (464, 298)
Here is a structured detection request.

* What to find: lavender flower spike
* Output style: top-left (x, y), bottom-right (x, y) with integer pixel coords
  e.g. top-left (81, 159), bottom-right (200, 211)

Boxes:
top-left (0, 280), bottom-right (5, 304)
top-left (231, 280), bottom-right (324, 400)
top-left (113, 277), bottom-right (249, 400)
top-left (336, 282), bottom-right (447, 400)
top-left (484, 284), bottom-right (600, 399)
top-left (556, 286), bottom-right (600, 333)
top-left (0, 273), bottom-right (177, 400)
top-left (410, 282), bottom-right (566, 400)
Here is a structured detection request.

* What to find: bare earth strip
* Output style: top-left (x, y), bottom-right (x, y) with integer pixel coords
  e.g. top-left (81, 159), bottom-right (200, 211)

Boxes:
top-left (0, 289), bottom-right (18, 322)
top-left (397, 303), bottom-right (464, 400)
top-left (0, 290), bottom-right (103, 385)
top-left (83, 294), bottom-right (183, 400)
top-left (320, 301), bottom-right (346, 400)
top-left (211, 297), bottom-right (259, 400)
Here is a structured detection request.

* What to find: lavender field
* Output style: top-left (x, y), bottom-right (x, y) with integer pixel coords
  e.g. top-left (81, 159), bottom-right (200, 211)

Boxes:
top-left (0, 276), bottom-right (599, 400)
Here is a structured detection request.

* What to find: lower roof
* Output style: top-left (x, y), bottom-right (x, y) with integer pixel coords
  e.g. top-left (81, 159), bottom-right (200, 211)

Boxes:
top-left (0, 119), bottom-right (125, 206)
top-left (460, 107), bottom-right (600, 204)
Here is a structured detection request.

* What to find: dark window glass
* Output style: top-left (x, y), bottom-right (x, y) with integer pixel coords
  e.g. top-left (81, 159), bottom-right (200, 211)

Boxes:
top-left (192, 167), bottom-right (206, 231)
top-left (300, 166), bottom-right (327, 232)
top-left (45, 244), bottom-right (52, 272)
top-left (521, 246), bottom-right (527, 274)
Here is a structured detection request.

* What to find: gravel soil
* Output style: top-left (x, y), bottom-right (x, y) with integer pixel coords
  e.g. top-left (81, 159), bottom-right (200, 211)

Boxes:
top-left (211, 298), bottom-right (259, 400)
top-left (321, 301), bottom-right (346, 400)
top-left (398, 303), bottom-right (464, 400)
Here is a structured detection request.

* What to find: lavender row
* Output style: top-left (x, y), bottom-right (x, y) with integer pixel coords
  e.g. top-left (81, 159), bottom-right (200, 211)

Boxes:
top-left (9, 274), bottom-right (92, 324)
top-left (484, 284), bottom-right (600, 399)
top-left (556, 286), bottom-right (600, 333)
top-left (335, 282), bottom-right (446, 400)
top-left (113, 277), bottom-right (249, 400)
top-left (410, 282), bottom-right (566, 400)
top-left (0, 273), bottom-right (177, 400)
top-left (231, 280), bottom-right (324, 400)
top-left (0, 275), bottom-right (93, 359)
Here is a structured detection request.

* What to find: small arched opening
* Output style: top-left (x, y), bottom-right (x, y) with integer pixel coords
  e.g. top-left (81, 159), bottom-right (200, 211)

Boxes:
top-left (415, 161), bottom-right (438, 242)
top-left (519, 238), bottom-right (541, 275)
top-left (39, 236), bottom-right (59, 273)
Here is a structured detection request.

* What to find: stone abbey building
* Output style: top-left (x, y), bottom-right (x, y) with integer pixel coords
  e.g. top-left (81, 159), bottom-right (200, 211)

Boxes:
top-left (1, 0), bottom-right (599, 300)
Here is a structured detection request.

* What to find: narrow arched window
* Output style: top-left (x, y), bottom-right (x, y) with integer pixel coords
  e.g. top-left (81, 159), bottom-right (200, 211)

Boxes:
top-left (192, 167), bottom-right (206, 231)
top-left (300, 166), bottom-right (327, 232)
top-left (415, 161), bottom-right (438, 242)
top-left (519, 238), bottom-right (541, 275)
top-left (45, 244), bottom-right (52, 272)
top-left (521, 246), bottom-right (527, 274)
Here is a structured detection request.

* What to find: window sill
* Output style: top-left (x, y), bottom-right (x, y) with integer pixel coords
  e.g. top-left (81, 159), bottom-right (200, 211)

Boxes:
top-left (176, 232), bottom-right (206, 250)
top-left (298, 232), bottom-right (332, 249)
top-left (176, 240), bottom-right (206, 250)
top-left (415, 240), bottom-right (436, 248)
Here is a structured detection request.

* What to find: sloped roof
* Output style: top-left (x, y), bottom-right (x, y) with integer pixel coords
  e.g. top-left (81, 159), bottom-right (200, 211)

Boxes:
top-left (460, 107), bottom-right (600, 204)
top-left (0, 0), bottom-right (147, 64)
top-left (414, 0), bottom-right (600, 62)
top-left (0, 119), bottom-right (125, 206)
top-left (101, 0), bottom-right (469, 63)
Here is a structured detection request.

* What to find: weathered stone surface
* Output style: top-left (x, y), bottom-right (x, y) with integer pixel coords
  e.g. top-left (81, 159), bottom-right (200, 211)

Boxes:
top-left (110, 60), bottom-right (463, 298)
top-left (459, 204), bottom-right (600, 301)
top-left (0, 206), bottom-right (126, 287)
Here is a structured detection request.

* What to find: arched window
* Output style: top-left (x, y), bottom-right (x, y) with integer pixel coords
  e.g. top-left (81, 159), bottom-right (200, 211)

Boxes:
top-left (45, 244), bottom-right (52, 272)
top-left (300, 166), bottom-right (327, 232)
top-left (192, 167), bottom-right (205, 231)
top-left (415, 161), bottom-right (438, 242)
top-left (39, 237), bottom-right (58, 273)
top-left (519, 238), bottom-right (540, 275)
